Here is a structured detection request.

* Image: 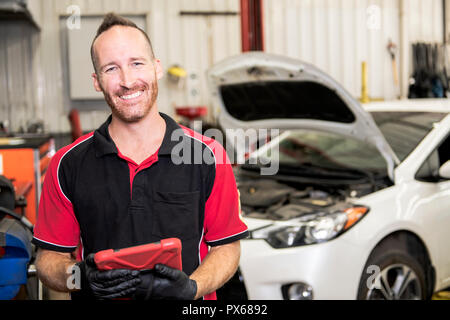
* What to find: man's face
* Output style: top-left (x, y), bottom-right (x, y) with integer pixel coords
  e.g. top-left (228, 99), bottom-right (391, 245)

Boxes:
top-left (92, 26), bottom-right (162, 123)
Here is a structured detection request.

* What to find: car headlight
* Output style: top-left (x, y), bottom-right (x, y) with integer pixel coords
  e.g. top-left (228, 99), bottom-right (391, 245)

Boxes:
top-left (251, 206), bottom-right (369, 248)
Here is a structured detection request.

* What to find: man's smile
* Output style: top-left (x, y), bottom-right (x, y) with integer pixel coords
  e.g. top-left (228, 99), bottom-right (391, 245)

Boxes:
top-left (119, 90), bottom-right (144, 101)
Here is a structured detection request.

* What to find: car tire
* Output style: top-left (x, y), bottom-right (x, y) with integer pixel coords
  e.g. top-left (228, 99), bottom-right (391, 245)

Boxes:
top-left (357, 238), bottom-right (428, 300)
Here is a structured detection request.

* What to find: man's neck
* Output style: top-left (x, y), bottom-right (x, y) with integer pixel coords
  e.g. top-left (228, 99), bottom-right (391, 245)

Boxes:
top-left (108, 107), bottom-right (166, 164)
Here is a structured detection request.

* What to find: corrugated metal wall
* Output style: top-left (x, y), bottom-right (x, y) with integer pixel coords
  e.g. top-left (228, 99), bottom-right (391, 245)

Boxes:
top-left (0, 21), bottom-right (40, 132)
top-left (447, 0), bottom-right (450, 42)
top-left (2, 0), bottom-right (445, 134)
top-left (263, 0), bottom-right (444, 100)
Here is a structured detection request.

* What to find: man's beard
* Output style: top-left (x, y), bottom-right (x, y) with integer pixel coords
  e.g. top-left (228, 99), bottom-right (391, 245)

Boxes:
top-left (102, 80), bottom-right (159, 123)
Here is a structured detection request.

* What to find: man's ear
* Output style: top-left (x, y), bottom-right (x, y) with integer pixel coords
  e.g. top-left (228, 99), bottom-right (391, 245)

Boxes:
top-left (154, 59), bottom-right (164, 80)
top-left (92, 72), bottom-right (102, 92)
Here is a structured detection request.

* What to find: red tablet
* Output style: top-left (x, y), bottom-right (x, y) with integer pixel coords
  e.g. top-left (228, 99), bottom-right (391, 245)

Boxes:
top-left (94, 238), bottom-right (182, 271)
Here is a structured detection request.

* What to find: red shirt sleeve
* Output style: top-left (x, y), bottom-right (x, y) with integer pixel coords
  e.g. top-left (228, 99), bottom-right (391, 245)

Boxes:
top-left (203, 141), bottom-right (248, 246)
top-left (32, 145), bottom-right (80, 252)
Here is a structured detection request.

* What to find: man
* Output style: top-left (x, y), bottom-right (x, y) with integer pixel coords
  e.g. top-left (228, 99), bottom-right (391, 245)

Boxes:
top-left (32, 13), bottom-right (248, 300)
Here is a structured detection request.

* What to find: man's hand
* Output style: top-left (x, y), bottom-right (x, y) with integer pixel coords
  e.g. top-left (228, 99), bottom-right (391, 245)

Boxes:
top-left (152, 264), bottom-right (197, 300)
top-left (76, 253), bottom-right (141, 299)
top-left (133, 264), bottom-right (197, 300)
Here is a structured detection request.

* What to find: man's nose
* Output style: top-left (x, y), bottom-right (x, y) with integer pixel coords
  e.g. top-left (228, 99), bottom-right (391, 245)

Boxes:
top-left (119, 67), bottom-right (136, 88)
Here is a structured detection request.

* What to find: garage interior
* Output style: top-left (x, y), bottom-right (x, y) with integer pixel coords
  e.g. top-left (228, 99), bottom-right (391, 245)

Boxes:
top-left (0, 0), bottom-right (449, 301)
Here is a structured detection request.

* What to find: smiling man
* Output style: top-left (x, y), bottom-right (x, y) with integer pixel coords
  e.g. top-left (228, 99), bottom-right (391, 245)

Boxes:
top-left (32, 13), bottom-right (248, 300)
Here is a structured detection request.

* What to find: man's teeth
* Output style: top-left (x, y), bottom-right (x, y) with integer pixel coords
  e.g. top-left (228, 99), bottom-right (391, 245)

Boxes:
top-left (121, 91), bottom-right (143, 100)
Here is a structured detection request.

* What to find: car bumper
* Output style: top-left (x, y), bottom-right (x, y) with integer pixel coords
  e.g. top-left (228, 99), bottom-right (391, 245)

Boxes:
top-left (239, 237), bottom-right (368, 300)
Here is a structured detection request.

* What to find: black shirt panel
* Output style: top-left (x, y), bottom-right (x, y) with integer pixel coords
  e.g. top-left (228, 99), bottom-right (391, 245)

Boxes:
top-left (60, 114), bottom-right (216, 277)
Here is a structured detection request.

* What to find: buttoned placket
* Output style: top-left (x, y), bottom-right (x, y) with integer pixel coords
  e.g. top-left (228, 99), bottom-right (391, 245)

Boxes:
top-left (117, 149), bottom-right (159, 200)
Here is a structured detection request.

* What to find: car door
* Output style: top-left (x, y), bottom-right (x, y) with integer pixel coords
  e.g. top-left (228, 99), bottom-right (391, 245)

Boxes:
top-left (414, 132), bottom-right (450, 287)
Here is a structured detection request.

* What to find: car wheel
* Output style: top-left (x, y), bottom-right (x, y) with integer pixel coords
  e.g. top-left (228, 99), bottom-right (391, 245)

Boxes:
top-left (357, 240), bottom-right (427, 300)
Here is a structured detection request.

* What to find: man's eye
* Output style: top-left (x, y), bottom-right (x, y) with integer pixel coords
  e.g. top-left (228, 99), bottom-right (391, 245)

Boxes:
top-left (133, 62), bottom-right (144, 67)
top-left (105, 66), bottom-right (117, 73)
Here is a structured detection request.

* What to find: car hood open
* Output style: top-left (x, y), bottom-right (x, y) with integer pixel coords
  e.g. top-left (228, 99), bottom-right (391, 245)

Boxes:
top-left (207, 52), bottom-right (400, 179)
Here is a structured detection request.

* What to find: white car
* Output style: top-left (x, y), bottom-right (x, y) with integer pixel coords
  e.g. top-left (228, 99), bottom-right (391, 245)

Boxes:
top-left (208, 52), bottom-right (450, 300)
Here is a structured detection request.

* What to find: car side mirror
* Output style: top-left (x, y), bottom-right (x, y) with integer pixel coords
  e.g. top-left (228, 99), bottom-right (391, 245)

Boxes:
top-left (438, 160), bottom-right (450, 179)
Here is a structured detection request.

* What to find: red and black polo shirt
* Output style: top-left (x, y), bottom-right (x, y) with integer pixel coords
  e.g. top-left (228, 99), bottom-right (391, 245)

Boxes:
top-left (32, 112), bottom-right (248, 300)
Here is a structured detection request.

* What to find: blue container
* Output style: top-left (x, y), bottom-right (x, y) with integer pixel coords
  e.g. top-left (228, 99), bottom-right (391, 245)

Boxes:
top-left (0, 219), bottom-right (32, 300)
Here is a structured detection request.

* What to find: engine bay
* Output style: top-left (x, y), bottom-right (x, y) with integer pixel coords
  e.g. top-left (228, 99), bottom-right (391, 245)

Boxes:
top-left (237, 177), bottom-right (385, 221)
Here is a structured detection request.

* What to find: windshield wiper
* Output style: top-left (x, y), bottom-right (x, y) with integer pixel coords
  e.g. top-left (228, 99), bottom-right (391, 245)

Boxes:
top-left (293, 162), bottom-right (383, 188)
top-left (240, 162), bottom-right (382, 189)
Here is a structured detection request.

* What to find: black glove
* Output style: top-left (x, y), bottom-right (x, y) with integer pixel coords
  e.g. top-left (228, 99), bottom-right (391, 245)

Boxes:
top-left (76, 253), bottom-right (141, 299)
top-left (133, 264), bottom-right (197, 300)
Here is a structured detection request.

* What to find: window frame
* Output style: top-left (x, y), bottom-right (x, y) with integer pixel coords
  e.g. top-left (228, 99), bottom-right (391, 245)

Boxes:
top-left (414, 132), bottom-right (450, 183)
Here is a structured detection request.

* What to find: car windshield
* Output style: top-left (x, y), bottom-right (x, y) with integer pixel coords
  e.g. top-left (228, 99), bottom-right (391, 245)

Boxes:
top-left (369, 111), bottom-right (447, 162)
top-left (248, 111), bottom-right (446, 176)
top-left (251, 130), bottom-right (387, 173)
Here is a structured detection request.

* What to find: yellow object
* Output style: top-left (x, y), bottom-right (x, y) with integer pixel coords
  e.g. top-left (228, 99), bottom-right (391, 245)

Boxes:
top-left (168, 65), bottom-right (187, 78)
top-left (360, 61), bottom-right (370, 103)
top-left (432, 291), bottom-right (450, 300)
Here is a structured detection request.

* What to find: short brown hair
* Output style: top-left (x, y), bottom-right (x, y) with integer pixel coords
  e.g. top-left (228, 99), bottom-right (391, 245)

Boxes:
top-left (90, 13), bottom-right (155, 74)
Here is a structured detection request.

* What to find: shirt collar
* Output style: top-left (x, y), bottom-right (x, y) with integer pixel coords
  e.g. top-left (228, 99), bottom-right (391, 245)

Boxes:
top-left (158, 112), bottom-right (184, 156)
top-left (93, 112), bottom-right (183, 158)
top-left (93, 115), bottom-right (117, 158)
